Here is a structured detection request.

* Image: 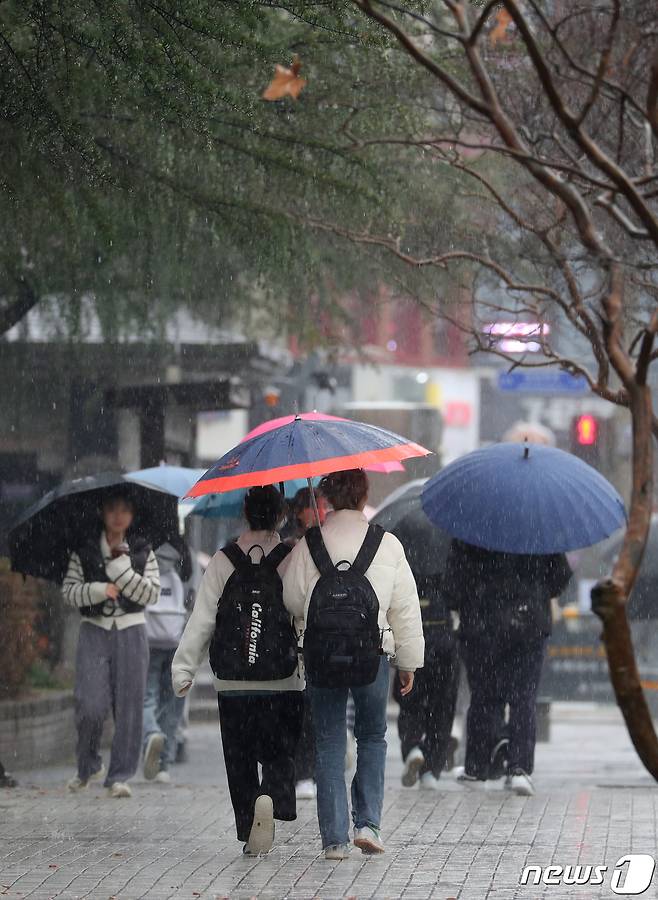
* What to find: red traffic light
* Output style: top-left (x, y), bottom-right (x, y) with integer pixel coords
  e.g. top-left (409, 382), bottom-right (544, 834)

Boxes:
top-left (575, 414), bottom-right (598, 446)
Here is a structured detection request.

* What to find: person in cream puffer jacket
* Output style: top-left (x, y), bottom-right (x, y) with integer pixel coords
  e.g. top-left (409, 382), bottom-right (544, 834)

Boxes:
top-left (283, 469), bottom-right (424, 860)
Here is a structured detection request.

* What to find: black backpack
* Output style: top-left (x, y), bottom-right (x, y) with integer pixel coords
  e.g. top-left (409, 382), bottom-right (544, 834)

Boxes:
top-left (209, 543), bottom-right (299, 681)
top-left (304, 524), bottom-right (384, 688)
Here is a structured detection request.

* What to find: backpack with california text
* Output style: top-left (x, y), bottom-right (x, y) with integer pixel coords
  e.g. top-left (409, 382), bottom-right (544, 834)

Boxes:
top-left (303, 524), bottom-right (384, 688)
top-left (209, 543), bottom-right (298, 681)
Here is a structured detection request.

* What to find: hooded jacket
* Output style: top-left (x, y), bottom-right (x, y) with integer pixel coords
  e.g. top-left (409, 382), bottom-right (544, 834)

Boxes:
top-left (145, 542), bottom-right (187, 649)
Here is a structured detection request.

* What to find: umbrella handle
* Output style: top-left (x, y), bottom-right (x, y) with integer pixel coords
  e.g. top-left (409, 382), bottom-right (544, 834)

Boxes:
top-left (308, 477), bottom-right (321, 527)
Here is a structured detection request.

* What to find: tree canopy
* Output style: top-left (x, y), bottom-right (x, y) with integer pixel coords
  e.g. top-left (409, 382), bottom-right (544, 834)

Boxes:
top-left (0, 0), bottom-right (460, 341)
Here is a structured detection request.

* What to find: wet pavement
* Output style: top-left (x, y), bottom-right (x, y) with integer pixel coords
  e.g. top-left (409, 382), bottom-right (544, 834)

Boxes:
top-left (1, 703), bottom-right (657, 899)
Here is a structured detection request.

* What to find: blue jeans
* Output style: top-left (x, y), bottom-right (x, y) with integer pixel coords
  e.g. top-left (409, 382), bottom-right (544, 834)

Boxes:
top-left (308, 658), bottom-right (389, 848)
top-left (142, 647), bottom-right (185, 770)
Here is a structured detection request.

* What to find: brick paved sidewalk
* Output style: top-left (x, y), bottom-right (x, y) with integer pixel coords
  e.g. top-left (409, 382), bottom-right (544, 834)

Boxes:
top-left (2, 705), bottom-right (658, 900)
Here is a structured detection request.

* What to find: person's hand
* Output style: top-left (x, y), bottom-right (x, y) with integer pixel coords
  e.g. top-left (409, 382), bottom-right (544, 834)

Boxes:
top-left (178, 681), bottom-right (193, 696)
top-left (398, 670), bottom-right (415, 696)
top-left (105, 583), bottom-right (120, 601)
top-left (110, 542), bottom-right (130, 560)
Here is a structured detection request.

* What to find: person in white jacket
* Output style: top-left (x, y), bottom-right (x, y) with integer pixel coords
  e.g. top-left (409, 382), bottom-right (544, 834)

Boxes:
top-left (283, 469), bottom-right (424, 860)
top-left (172, 486), bottom-right (304, 856)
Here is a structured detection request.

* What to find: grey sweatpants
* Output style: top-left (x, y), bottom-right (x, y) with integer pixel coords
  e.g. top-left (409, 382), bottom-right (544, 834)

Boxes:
top-left (74, 622), bottom-right (149, 786)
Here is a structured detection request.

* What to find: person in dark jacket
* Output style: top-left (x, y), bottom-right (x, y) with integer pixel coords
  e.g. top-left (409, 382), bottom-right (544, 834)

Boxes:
top-left (394, 572), bottom-right (459, 790)
top-left (0, 761), bottom-right (17, 788)
top-left (443, 539), bottom-right (572, 796)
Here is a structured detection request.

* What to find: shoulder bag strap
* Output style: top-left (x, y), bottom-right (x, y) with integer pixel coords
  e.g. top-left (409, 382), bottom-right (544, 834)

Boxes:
top-left (351, 524), bottom-right (385, 576)
top-left (305, 526), bottom-right (335, 577)
top-left (221, 543), bottom-right (252, 577)
top-left (265, 542), bottom-right (292, 570)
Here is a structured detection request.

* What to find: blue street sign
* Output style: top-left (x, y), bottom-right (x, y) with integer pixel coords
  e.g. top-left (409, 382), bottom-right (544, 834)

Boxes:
top-left (497, 371), bottom-right (589, 394)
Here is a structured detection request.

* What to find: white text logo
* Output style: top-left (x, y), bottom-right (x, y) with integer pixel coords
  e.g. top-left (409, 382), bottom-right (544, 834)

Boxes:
top-left (520, 855), bottom-right (655, 894)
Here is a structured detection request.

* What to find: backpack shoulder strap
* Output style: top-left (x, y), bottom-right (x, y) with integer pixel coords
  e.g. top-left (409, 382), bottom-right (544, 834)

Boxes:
top-left (221, 543), bottom-right (251, 576)
top-left (265, 542), bottom-right (292, 570)
top-left (352, 524), bottom-right (385, 576)
top-left (305, 526), bottom-right (335, 577)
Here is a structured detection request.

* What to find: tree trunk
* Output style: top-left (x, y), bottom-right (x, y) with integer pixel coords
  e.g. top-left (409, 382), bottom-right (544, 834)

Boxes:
top-left (592, 381), bottom-right (658, 778)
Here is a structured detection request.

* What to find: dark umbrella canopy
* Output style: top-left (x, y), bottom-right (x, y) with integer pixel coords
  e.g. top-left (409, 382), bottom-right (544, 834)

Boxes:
top-left (422, 443), bottom-right (626, 554)
top-left (369, 480), bottom-right (426, 532)
top-left (392, 508), bottom-right (452, 580)
top-left (9, 472), bottom-right (179, 584)
top-left (371, 487), bottom-right (451, 580)
top-left (187, 418), bottom-right (429, 497)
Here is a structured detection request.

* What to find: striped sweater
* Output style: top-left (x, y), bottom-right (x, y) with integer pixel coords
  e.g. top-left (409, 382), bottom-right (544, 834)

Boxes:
top-left (62, 532), bottom-right (160, 630)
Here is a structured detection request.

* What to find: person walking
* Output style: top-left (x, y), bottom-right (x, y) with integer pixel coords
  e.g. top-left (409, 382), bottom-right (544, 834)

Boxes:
top-left (443, 538), bottom-right (572, 796)
top-left (62, 489), bottom-right (160, 798)
top-left (281, 486), bottom-right (328, 548)
top-left (395, 571), bottom-right (459, 790)
top-left (172, 486), bottom-right (304, 856)
top-left (0, 761), bottom-right (17, 788)
top-left (283, 469), bottom-right (424, 860)
top-left (282, 487), bottom-right (329, 802)
top-left (142, 541), bottom-right (190, 784)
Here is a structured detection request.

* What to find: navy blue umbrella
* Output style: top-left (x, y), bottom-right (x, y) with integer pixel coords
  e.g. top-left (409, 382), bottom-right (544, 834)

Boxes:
top-left (421, 443), bottom-right (626, 554)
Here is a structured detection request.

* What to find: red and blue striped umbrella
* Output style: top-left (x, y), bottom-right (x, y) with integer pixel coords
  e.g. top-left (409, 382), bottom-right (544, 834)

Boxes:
top-left (243, 412), bottom-right (404, 473)
top-left (186, 414), bottom-right (430, 498)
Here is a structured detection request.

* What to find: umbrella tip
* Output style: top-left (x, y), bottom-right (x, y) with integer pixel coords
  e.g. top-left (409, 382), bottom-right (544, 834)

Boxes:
top-left (523, 440), bottom-right (530, 459)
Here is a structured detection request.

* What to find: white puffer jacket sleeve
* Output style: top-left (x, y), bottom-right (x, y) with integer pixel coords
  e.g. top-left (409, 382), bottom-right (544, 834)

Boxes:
top-left (382, 532), bottom-right (425, 671)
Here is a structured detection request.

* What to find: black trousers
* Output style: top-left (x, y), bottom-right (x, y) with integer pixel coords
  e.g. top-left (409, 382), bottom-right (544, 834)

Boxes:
top-left (394, 634), bottom-right (459, 777)
top-left (460, 636), bottom-right (547, 778)
top-left (217, 692), bottom-right (304, 842)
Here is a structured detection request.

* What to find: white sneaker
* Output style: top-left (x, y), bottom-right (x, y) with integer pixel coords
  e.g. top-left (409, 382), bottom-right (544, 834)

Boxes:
top-left (246, 795), bottom-right (274, 855)
top-left (143, 733), bottom-right (166, 781)
top-left (295, 779), bottom-right (316, 800)
top-left (354, 825), bottom-right (385, 854)
top-left (419, 771), bottom-right (440, 791)
top-left (454, 766), bottom-right (487, 789)
top-left (505, 770), bottom-right (535, 797)
top-left (67, 763), bottom-right (106, 793)
top-left (155, 770), bottom-right (171, 784)
top-left (324, 843), bottom-right (351, 860)
top-left (402, 746), bottom-right (425, 788)
top-left (344, 730), bottom-right (356, 771)
top-left (108, 781), bottom-right (132, 799)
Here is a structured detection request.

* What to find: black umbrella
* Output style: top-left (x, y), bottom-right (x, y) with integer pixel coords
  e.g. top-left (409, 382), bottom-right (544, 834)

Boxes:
top-left (600, 516), bottom-right (658, 619)
top-left (9, 472), bottom-right (179, 584)
top-left (370, 480), bottom-right (426, 532)
top-left (391, 507), bottom-right (452, 580)
top-left (371, 482), bottom-right (451, 580)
